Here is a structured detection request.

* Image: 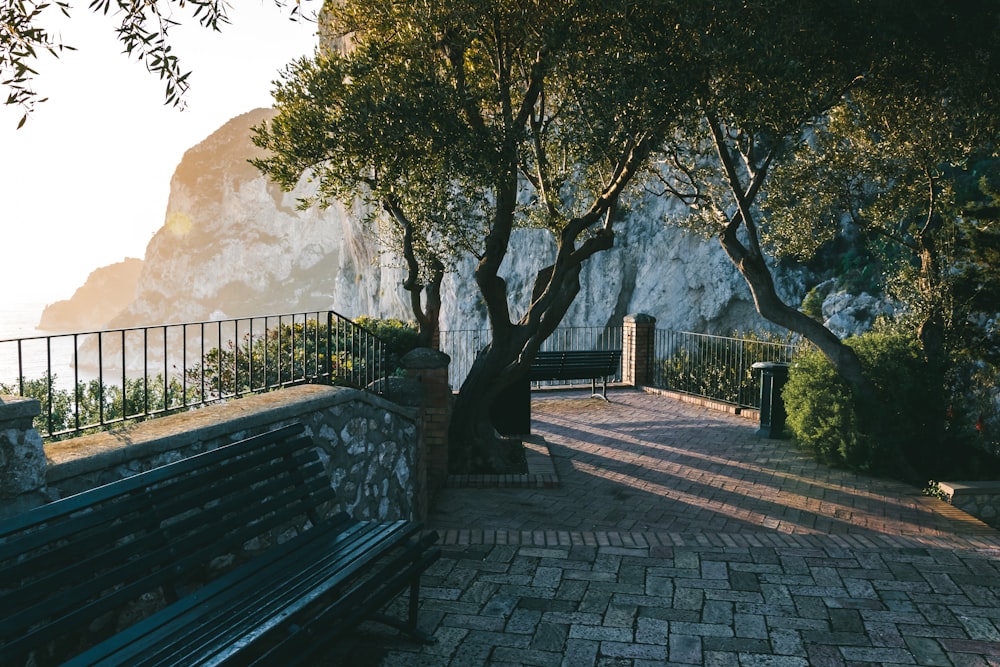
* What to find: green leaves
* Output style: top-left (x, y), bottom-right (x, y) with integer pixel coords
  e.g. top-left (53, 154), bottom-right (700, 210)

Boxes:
top-left (3, 0), bottom-right (292, 125)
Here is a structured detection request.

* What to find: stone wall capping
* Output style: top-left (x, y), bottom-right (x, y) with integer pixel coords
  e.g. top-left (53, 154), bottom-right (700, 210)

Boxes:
top-left (44, 385), bottom-right (416, 485)
top-left (0, 395), bottom-right (42, 421)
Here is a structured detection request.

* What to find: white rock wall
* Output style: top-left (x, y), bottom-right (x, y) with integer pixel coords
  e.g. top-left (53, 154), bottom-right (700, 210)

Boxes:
top-left (108, 109), bottom-right (799, 337)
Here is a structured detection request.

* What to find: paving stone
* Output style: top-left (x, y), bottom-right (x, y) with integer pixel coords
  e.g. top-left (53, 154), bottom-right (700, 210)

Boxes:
top-left (830, 608), bottom-right (866, 634)
top-left (838, 646), bottom-right (918, 663)
top-left (603, 603), bottom-right (637, 628)
top-left (567, 624), bottom-right (634, 642)
top-left (531, 622), bottom-right (569, 652)
top-left (462, 629), bottom-right (533, 649)
top-left (560, 638), bottom-right (599, 667)
top-left (769, 628), bottom-right (806, 656)
top-left (737, 653), bottom-right (809, 666)
top-left (903, 636), bottom-right (951, 666)
top-left (601, 641), bottom-right (668, 661)
top-left (704, 650), bottom-right (741, 667)
top-left (805, 644), bottom-right (848, 667)
top-left (505, 608), bottom-right (543, 634)
top-left (532, 566), bottom-right (564, 589)
top-left (702, 599), bottom-right (734, 625)
top-left (635, 616), bottom-right (669, 644)
top-left (699, 635), bottom-right (771, 654)
top-left (673, 587), bottom-right (705, 610)
top-left (735, 612), bottom-right (768, 639)
top-left (481, 594), bottom-right (519, 619)
top-left (669, 621), bottom-right (735, 638)
top-left (344, 391), bottom-right (1000, 667)
top-left (491, 647), bottom-right (563, 667)
top-left (442, 613), bottom-right (507, 632)
top-left (669, 633), bottom-right (703, 664)
top-left (957, 615), bottom-right (1000, 641)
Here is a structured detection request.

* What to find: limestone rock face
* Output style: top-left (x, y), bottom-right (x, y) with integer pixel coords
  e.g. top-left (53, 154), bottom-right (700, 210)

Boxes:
top-left (91, 109), bottom-right (799, 338)
top-left (38, 258), bottom-right (143, 332)
top-left (109, 108), bottom-right (410, 329)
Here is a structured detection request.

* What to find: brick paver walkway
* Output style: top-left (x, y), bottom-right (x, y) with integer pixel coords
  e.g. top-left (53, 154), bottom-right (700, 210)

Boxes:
top-left (332, 389), bottom-right (1000, 666)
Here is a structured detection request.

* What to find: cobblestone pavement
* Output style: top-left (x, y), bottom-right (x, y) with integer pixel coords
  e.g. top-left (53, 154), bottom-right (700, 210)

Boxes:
top-left (331, 389), bottom-right (1000, 666)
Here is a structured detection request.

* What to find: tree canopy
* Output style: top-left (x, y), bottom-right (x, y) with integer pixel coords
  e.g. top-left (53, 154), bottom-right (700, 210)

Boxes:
top-left (254, 0), bottom-right (705, 470)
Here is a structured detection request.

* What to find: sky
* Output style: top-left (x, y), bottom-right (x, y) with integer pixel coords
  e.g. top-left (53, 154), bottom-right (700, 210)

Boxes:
top-left (1, 2), bottom-right (319, 306)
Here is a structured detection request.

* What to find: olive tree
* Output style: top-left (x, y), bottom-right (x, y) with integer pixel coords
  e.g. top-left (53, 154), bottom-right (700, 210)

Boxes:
top-left (253, 0), bottom-right (701, 472)
top-left (655, 0), bottom-right (1000, 405)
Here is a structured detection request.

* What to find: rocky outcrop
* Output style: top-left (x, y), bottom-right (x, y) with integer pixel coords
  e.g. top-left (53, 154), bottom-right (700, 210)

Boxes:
top-left (38, 258), bottom-right (143, 332)
top-left (98, 109), bottom-right (793, 338)
top-left (108, 108), bottom-right (409, 329)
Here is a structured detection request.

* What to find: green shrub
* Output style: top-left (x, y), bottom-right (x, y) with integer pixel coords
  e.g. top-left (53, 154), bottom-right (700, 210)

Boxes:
top-left (800, 287), bottom-right (825, 321)
top-left (354, 316), bottom-right (420, 372)
top-left (783, 332), bottom-right (940, 476)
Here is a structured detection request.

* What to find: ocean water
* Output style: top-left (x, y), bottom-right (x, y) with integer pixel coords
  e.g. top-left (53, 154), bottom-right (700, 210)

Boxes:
top-left (0, 302), bottom-right (74, 388)
top-left (0, 302), bottom-right (45, 341)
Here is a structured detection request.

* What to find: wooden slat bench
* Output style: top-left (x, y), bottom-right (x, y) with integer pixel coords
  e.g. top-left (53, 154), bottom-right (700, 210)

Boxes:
top-left (529, 349), bottom-right (623, 399)
top-left (0, 423), bottom-right (440, 666)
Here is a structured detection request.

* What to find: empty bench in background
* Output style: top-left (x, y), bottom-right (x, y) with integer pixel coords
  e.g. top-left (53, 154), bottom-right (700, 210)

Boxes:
top-left (0, 423), bottom-right (440, 666)
top-left (493, 349), bottom-right (623, 436)
top-left (529, 349), bottom-right (623, 400)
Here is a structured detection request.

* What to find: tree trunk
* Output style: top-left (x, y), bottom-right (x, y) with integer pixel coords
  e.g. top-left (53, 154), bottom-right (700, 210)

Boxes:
top-left (704, 112), bottom-right (877, 402)
top-left (719, 230), bottom-right (877, 402)
top-left (448, 337), bottom-right (529, 473)
top-left (448, 224), bottom-right (613, 473)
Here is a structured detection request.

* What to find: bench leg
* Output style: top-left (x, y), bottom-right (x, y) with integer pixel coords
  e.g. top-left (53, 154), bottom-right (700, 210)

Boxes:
top-left (591, 377), bottom-right (610, 401)
top-left (368, 568), bottom-right (437, 644)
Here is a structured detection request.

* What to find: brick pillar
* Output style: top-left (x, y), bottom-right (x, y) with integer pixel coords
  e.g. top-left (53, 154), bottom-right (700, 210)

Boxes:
top-left (401, 348), bottom-right (451, 521)
top-left (0, 396), bottom-right (48, 519)
top-left (623, 314), bottom-right (656, 387)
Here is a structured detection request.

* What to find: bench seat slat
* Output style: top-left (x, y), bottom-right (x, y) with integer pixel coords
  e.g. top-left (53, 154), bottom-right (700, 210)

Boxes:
top-left (68, 520), bottom-right (423, 667)
top-left (150, 524), bottom-right (423, 667)
top-left (0, 421), bottom-right (439, 665)
top-left (0, 425), bottom-right (307, 540)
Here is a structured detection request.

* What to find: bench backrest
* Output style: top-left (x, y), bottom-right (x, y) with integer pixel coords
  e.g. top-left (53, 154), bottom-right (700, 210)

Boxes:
top-left (0, 423), bottom-right (334, 665)
top-left (529, 350), bottom-right (622, 381)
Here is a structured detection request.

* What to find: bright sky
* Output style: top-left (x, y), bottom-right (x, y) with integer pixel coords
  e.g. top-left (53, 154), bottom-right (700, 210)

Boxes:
top-left (1, 2), bottom-right (319, 305)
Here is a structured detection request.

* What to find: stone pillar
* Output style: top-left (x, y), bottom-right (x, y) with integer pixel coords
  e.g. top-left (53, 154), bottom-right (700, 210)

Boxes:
top-left (623, 314), bottom-right (656, 387)
top-left (0, 395), bottom-right (48, 519)
top-left (401, 348), bottom-right (451, 521)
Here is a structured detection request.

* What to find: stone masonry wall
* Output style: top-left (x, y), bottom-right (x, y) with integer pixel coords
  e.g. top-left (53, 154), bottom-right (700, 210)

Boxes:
top-left (938, 481), bottom-right (1000, 529)
top-left (2, 385), bottom-right (419, 522)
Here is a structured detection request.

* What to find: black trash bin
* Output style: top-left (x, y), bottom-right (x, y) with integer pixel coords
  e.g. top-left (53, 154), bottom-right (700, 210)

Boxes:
top-left (752, 361), bottom-right (790, 439)
top-left (491, 376), bottom-right (531, 436)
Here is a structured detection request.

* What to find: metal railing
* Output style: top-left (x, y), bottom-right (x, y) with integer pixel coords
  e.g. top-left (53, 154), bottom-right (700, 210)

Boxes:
top-left (439, 326), bottom-right (624, 390)
top-left (652, 330), bottom-right (804, 409)
top-left (0, 311), bottom-right (389, 439)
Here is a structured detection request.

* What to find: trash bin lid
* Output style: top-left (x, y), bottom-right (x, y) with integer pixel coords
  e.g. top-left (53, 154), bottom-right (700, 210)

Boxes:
top-left (751, 361), bottom-right (791, 370)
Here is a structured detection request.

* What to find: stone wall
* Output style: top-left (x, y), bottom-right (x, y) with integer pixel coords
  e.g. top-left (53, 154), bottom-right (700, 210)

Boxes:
top-left (938, 481), bottom-right (1000, 529)
top-left (1, 385), bottom-right (420, 522)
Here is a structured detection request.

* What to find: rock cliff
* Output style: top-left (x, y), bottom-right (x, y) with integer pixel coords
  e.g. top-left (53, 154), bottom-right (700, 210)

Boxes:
top-left (38, 258), bottom-right (143, 332)
top-left (102, 109), bottom-right (792, 337)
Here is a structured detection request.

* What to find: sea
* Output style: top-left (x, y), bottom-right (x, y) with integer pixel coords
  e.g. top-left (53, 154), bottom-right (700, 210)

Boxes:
top-left (0, 302), bottom-right (75, 389)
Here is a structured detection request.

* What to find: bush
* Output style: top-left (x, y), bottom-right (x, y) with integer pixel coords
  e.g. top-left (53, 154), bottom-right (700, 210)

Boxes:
top-left (783, 332), bottom-right (941, 476)
top-left (354, 316), bottom-right (420, 372)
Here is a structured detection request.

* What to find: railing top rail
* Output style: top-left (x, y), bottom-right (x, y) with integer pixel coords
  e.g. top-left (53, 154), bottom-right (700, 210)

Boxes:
top-left (0, 309), bottom-right (363, 344)
top-left (1, 310), bottom-right (392, 441)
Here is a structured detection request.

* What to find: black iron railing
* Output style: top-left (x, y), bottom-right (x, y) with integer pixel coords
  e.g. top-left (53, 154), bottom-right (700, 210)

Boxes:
top-left (0, 311), bottom-right (389, 439)
top-left (438, 325), bottom-right (804, 410)
top-left (653, 329), bottom-right (804, 409)
top-left (438, 326), bottom-right (624, 390)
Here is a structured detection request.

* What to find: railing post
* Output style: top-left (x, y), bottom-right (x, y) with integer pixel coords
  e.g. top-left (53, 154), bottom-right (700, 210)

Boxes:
top-left (623, 314), bottom-right (656, 387)
top-left (0, 396), bottom-right (48, 518)
top-left (401, 348), bottom-right (451, 520)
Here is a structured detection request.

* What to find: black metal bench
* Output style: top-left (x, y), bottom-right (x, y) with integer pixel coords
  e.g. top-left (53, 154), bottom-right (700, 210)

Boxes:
top-left (529, 349), bottom-right (623, 399)
top-left (0, 423), bottom-right (440, 667)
